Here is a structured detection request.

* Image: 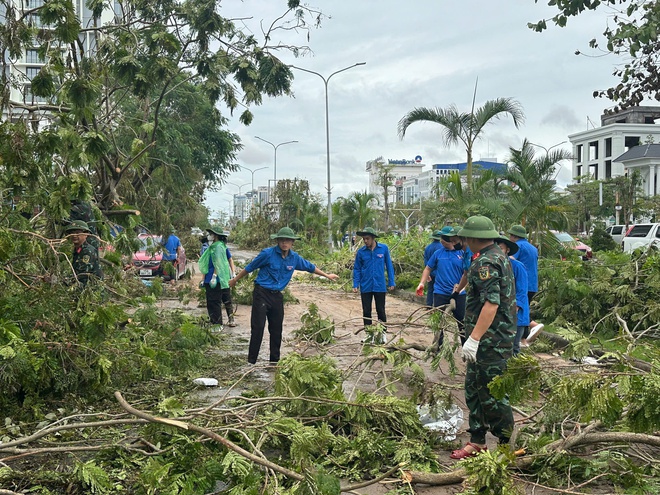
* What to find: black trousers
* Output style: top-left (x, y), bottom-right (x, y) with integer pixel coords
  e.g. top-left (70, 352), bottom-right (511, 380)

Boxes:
top-left (205, 284), bottom-right (228, 324)
top-left (433, 292), bottom-right (467, 344)
top-left (360, 291), bottom-right (387, 328)
top-left (220, 287), bottom-right (233, 319)
top-left (248, 284), bottom-right (284, 364)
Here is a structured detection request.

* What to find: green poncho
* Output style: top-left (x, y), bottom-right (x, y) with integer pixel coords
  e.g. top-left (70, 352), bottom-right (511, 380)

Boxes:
top-left (198, 241), bottom-right (231, 289)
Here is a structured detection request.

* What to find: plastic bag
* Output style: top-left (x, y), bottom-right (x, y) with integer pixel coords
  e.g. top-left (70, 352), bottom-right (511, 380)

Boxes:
top-left (416, 403), bottom-right (464, 440)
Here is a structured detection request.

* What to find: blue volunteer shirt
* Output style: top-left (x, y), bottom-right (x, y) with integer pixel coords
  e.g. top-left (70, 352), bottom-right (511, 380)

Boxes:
top-left (244, 245), bottom-right (316, 291)
top-left (510, 258), bottom-right (530, 326)
top-left (353, 242), bottom-right (396, 293)
top-left (512, 239), bottom-right (538, 292)
top-left (423, 240), bottom-right (443, 279)
top-left (427, 247), bottom-right (464, 295)
top-left (204, 255), bottom-right (215, 284)
top-left (162, 234), bottom-right (181, 261)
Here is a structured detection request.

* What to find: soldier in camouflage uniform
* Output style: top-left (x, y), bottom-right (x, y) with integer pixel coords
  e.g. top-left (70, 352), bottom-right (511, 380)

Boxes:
top-left (68, 199), bottom-right (99, 251)
top-left (450, 215), bottom-right (516, 459)
top-left (65, 220), bottom-right (103, 287)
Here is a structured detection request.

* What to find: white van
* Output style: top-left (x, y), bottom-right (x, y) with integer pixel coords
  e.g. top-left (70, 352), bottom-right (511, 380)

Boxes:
top-left (622, 223), bottom-right (660, 253)
top-left (605, 225), bottom-right (627, 245)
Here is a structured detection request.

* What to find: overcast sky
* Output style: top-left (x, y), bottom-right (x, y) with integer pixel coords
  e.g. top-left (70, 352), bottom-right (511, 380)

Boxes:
top-left (206, 0), bottom-right (620, 216)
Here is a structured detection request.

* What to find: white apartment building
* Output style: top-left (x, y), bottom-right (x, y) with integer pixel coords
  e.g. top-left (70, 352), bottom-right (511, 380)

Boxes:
top-left (366, 157), bottom-right (425, 207)
top-left (2, 0), bottom-right (116, 120)
top-left (569, 106), bottom-right (660, 189)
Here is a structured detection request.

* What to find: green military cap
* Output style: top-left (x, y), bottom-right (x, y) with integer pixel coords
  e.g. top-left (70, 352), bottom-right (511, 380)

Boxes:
top-left (494, 236), bottom-right (519, 256)
top-left (457, 216), bottom-right (499, 239)
top-left (207, 226), bottom-right (225, 237)
top-left (270, 227), bottom-right (301, 240)
top-left (430, 229), bottom-right (443, 240)
top-left (356, 227), bottom-right (380, 238)
top-left (507, 224), bottom-right (528, 239)
top-left (64, 219), bottom-right (92, 233)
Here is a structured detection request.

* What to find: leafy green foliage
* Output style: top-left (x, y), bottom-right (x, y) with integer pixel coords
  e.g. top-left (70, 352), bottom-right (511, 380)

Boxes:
top-left (530, 0), bottom-right (660, 111)
top-left (460, 448), bottom-right (521, 495)
top-left (489, 353), bottom-right (543, 404)
top-left (294, 303), bottom-right (334, 344)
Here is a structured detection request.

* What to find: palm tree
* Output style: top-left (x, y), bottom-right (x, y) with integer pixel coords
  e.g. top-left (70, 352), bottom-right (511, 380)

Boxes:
top-left (503, 139), bottom-right (571, 254)
top-left (398, 97), bottom-right (525, 187)
top-left (336, 191), bottom-right (378, 244)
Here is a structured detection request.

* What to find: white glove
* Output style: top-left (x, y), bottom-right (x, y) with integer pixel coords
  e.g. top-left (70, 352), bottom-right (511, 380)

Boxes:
top-left (461, 336), bottom-right (480, 363)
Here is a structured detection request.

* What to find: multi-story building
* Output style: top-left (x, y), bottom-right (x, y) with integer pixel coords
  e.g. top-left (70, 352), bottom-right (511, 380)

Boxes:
top-left (569, 106), bottom-right (660, 185)
top-left (393, 160), bottom-right (507, 205)
top-left (2, 0), bottom-right (116, 121)
top-left (367, 156), bottom-right (425, 207)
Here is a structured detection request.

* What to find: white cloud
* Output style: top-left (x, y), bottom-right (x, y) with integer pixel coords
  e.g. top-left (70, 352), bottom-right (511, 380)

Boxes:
top-left (207, 0), bottom-right (623, 216)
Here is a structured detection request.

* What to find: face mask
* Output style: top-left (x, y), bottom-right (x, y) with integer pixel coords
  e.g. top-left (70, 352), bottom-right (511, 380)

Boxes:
top-left (454, 242), bottom-right (463, 251)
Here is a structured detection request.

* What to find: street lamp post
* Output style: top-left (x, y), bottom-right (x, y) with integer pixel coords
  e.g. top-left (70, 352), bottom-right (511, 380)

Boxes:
top-left (239, 165), bottom-right (268, 194)
top-left (226, 182), bottom-right (250, 222)
top-left (290, 62), bottom-right (366, 251)
top-left (254, 137), bottom-right (298, 184)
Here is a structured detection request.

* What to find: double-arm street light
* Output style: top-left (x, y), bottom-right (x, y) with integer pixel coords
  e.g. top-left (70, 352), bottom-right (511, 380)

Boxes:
top-left (289, 62), bottom-right (366, 251)
top-left (239, 165), bottom-right (268, 194)
top-left (254, 137), bottom-right (298, 184)
top-left (226, 182), bottom-right (250, 222)
top-left (227, 181), bottom-right (249, 195)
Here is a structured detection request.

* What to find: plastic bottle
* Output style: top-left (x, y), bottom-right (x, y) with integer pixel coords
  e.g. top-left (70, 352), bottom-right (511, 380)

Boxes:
top-left (210, 274), bottom-right (218, 288)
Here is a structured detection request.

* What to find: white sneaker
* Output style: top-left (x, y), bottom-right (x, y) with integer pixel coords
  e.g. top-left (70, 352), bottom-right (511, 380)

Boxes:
top-left (526, 324), bottom-right (544, 343)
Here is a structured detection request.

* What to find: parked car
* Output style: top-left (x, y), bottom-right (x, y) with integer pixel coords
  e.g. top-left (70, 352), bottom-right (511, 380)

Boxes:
top-left (622, 223), bottom-right (660, 253)
top-left (131, 234), bottom-right (186, 280)
top-left (551, 231), bottom-right (593, 260)
top-left (605, 225), bottom-right (627, 245)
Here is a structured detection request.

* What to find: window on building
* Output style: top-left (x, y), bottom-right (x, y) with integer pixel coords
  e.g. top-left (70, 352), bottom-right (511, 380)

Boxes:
top-left (25, 66), bottom-right (40, 80)
top-left (25, 49), bottom-right (43, 64)
top-left (576, 165), bottom-right (582, 179)
top-left (605, 160), bottom-right (612, 178)
top-left (576, 144), bottom-right (583, 163)
top-left (589, 164), bottom-right (598, 180)
top-left (625, 136), bottom-right (640, 149)
top-left (23, 84), bottom-right (45, 104)
top-left (588, 141), bottom-right (598, 161)
top-left (605, 138), bottom-right (612, 157)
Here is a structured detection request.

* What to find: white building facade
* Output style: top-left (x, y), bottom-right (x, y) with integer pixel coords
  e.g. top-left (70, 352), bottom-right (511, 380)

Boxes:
top-left (569, 106), bottom-right (660, 186)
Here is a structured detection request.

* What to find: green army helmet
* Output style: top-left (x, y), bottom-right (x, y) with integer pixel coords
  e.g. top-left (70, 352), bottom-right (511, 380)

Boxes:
top-left (507, 224), bottom-right (528, 239)
top-left (64, 219), bottom-right (92, 234)
top-left (356, 227), bottom-right (380, 238)
top-left (270, 227), bottom-right (301, 240)
top-left (457, 215), bottom-right (499, 239)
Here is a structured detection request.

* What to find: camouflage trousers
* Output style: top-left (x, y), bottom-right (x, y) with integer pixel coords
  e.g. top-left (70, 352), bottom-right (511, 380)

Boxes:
top-left (464, 356), bottom-right (514, 445)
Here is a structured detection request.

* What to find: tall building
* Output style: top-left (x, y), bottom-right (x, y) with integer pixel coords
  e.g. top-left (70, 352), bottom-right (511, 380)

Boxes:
top-left (2, 0), bottom-right (116, 121)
